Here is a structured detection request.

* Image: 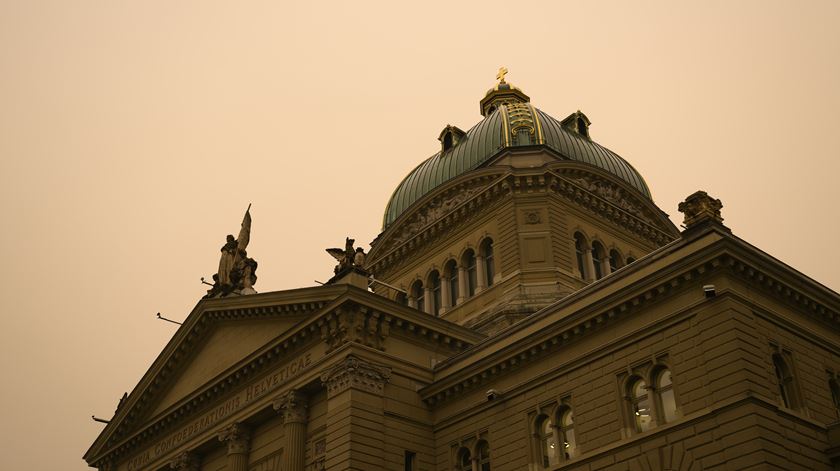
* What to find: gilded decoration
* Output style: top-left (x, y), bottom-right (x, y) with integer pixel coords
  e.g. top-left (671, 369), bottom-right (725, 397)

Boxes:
top-left (272, 389), bottom-right (308, 424)
top-left (320, 355), bottom-right (392, 397)
top-left (217, 422), bottom-right (250, 455)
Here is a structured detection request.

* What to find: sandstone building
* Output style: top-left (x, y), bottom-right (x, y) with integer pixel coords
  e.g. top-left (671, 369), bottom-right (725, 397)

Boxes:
top-left (85, 74), bottom-right (840, 471)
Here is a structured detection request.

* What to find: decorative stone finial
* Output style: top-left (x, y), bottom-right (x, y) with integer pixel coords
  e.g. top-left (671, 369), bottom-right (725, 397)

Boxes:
top-left (678, 191), bottom-right (726, 232)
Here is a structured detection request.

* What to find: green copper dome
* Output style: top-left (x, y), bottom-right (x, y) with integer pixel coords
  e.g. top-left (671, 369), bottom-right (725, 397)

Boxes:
top-left (382, 86), bottom-right (651, 229)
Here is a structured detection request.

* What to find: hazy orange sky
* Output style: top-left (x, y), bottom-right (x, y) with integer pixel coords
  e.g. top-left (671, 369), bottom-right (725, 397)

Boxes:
top-left (1, 1), bottom-right (839, 469)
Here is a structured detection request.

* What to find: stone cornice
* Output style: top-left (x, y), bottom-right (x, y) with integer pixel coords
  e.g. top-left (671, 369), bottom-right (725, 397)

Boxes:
top-left (368, 162), bottom-right (678, 279)
top-left (86, 285), bottom-right (483, 468)
top-left (419, 228), bottom-right (840, 406)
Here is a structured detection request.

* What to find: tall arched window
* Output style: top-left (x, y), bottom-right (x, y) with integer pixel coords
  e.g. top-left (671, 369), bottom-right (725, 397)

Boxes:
top-left (428, 271), bottom-right (441, 316)
top-left (609, 249), bottom-right (622, 273)
top-left (536, 415), bottom-right (556, 467)
top-left (411, 280), bottom-right (424, 313)
top-left (463, 249), bottom-right (477, 297)
top-left (445, 259), bottom-right (459, 307)
top-left (455, 447), bottom-right (471, 471)
top-left (395, 292), bottom-right (407, 305)
top-left (481, 238), bottom-right (495, 287)
top-left (574, 232), bottom-right (587, 279)
top-left (655, 369), bottom-right (677, 424)
top-left (773, 353), bottom-right (799, 409)
top-left (629, 377), bottom-right (651, 432)
top-left (591, 241), bottom-right (606, 279)
top-left (476, 440), bottom-right (491, 471)
top-left (830, 378), bottom-right (840, 417)
top-left (558, 408), bottom-right (576, 460)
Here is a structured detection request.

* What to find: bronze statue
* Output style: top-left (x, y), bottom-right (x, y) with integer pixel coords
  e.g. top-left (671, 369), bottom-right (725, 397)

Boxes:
top-left (326, 237), bottom-right (367, 279)
top-left (204, 206), bottom-right (258, 298)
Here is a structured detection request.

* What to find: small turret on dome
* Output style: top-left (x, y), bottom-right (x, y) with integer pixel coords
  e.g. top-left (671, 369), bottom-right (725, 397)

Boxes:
top-left (480, 67), bottom-right (530, 116)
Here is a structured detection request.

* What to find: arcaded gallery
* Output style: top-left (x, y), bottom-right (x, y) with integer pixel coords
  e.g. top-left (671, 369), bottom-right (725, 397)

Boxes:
top-left (85, 73), bottom-right (840, 471)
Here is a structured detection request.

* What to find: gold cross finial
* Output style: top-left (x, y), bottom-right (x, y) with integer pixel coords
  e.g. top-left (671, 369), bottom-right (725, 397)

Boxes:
top-left (496, 66), bottom-right (508, 84)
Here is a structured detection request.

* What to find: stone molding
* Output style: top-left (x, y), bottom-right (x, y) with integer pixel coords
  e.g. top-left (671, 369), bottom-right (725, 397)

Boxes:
top-left (272, 389), bottom-right (308, 424)
top-left (169, 451), bottom-right (200, 470)
top-left (678, 190), bottom-right (726, 231)
top-left (217, 422), bottom-right (250, 455)
top-left (421, 244), bottom-right (840, 406)
top-left (369, 167), bottom-right (676, 278)
top-left (320, 355), bottom-right (392, 397)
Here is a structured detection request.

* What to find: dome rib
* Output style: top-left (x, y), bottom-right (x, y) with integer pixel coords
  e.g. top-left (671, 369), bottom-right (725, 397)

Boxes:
top-left (382, 106), bottom-right (651, 229)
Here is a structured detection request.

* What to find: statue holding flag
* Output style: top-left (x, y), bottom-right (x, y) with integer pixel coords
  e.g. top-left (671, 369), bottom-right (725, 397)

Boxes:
top-left (204, 205), bottom-right (258, 298)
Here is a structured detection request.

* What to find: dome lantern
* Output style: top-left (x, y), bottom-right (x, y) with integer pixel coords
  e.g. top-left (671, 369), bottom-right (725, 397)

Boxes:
top-left (479, 67), bottom-right (530, 117)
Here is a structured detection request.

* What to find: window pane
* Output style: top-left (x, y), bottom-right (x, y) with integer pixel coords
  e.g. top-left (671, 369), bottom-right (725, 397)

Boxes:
top-left (658, 370), bottom-right (672, 388)
top-left (660, 388), bottom-right (677, 423)
top-left (634, 396), bottom-right (652, 432)
top-left (564, 428), bottom-right (575, 459)
top-left (633, 380), bottom-right (647, 399)
top-left (561, 410), bottom-right (573, 427)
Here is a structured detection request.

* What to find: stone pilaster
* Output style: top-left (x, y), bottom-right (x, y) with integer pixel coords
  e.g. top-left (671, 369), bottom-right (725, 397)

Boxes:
top-left (320, 355), bottom-right (391, 470)
top-left (273, 389), bottom-right (308, 471)
top-left (169, 451), bottom-right (200, 471)
top-left (218, 422), bottom-right (251, 471)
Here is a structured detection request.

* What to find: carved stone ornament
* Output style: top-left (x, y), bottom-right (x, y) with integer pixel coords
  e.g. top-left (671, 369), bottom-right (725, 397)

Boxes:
top-left (678, 190), bottom-right (724, 229)
top-left (205, 206), bottom-right (258, 298)
top-left (568, 176), bottom-right (652, 223)
top-left (217, 422), bottom-right (251, 455)
top-left (319, 307), bottom-right (390, 353)
top-left (169, 451), bottom-right (200, 470)
top-left (524, 210), bottom-right (541, 224)
top-left (272, 389), bottom-right (308, 424)
top-left (392, 185), bottom-right (484, 246)
top-left (320, 355), bottom-right (392, 397)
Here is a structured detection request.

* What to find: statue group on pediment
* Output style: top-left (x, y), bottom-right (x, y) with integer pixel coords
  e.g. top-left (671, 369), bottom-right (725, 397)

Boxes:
top-left (204, 207), bottom-right (259, 299)
top-left (326, 237), bottom-right (367, 278)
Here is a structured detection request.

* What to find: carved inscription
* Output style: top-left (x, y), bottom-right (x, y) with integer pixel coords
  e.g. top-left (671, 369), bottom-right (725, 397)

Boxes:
top-left (126, 353), bottom-right (312, 471)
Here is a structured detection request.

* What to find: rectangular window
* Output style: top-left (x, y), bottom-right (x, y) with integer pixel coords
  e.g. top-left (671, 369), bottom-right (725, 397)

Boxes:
top-left (405, 451), bottom-right (416, 471)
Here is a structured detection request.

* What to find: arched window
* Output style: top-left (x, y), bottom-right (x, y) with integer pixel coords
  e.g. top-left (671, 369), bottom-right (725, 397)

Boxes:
top-left (558, 408), bottom-right (576, 460)
top-left (535, 415), bottom-right (556, 467)
top-left (655, 369), bottom-right (677, 424)
top-left (455, 447), bottom-right (471, 471)
top-left (445, 259), bottom-right (459, 307)
top-left (773, 353), bottom-right (799, 409)
top-left (629, 377), bottom-right (652, 432)
top-left (395, 291), bottom-right (407, 305)
top-left (463, 249), bottom-right (477, 297)
top-left (591, 241), bottom-right (605, 280)
top-left (830, 379), bottom-right (840, 416)
top-left (574, 232), bottom-right (587, 279)
top-left (411, 280), bottom-right (424, 313)
top-left (609, 249), bottom-right (622, 273)
top-left (481, 238), bottom-right (495, 287)
top-left (428, 271), bottom-right (441, 316)
top-left (476, 440), bottom-right (491, 471)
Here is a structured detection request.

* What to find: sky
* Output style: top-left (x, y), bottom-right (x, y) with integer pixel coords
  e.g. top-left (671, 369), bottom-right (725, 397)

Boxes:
top-left (1, 1), bottom-right (839, 469)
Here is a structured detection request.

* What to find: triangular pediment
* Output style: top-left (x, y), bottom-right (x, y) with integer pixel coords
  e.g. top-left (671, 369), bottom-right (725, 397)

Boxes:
top-left (149, 316), bottom-right (302, 417)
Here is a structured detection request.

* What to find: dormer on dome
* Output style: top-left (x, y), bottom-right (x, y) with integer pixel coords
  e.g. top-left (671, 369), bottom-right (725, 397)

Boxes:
top-left (438, 125), bottom-right (466, 152)
top-left (561, 110), bottom-right (592, 139)
top-left (480, 67), bottom-right (530, 117)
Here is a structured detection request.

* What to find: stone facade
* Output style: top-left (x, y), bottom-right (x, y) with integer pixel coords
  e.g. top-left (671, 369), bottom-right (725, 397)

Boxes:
top-left (85, 81), bottom-right (840, 471)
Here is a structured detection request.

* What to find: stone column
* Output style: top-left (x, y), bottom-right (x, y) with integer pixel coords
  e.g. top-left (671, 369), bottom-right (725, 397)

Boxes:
top-left (584, 248), bottom-right (595, 281)
top-left (423, 286), bottom-right (433, 314)
top-left (475, 255), bottom-right (487, 293)
top-left (321, 355), bottom-right (391, 470)
top-left (457, 266), bottom-right (468, 303)
top-left (440, 277), bottom-right (451, 312)
top-left (218, 422), bottom-right (250, 471)
top-left (169, 451), bottom-right (200, 471)
top-left (273, 389), bottom-right (308, 471)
